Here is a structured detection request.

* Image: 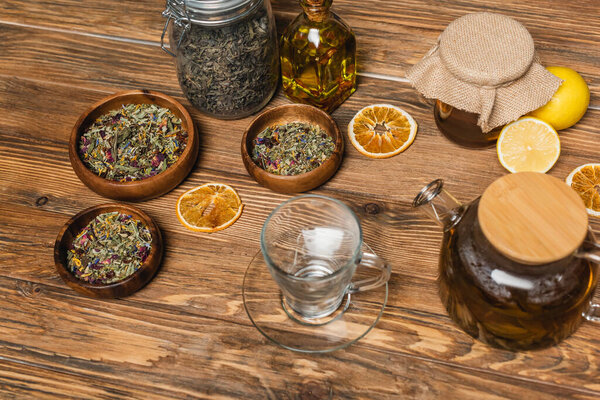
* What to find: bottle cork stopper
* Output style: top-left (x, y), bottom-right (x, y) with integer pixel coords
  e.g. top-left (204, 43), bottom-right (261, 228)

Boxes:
top-left (478, 172), bottom-right (589, 265)
top-left (301, 0), bottom-right (332, 21)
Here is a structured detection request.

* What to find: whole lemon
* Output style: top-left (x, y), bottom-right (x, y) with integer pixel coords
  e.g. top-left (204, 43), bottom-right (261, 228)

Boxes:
top-left (528, 66), bottom-right (590, 131)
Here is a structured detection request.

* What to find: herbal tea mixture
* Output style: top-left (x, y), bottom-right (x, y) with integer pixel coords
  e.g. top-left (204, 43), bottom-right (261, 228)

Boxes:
top-left (171, 6), bottom-right (278, 117)
top-left (79, 104), bottom-right (187, 181)
top-left (251, 122), bottom-right (335, 175)
top-left (67, 212), bottom-right (152, 285)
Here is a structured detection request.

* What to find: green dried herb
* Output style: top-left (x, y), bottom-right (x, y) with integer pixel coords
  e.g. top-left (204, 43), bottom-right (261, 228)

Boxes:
top-left (251, 122), bottom-right (335, 175)
top-left (67, 212), bottom-right (152, 285)
top-left (78, 104), bottom-right (187, 181)
top-left (171, 6), bottom-right (279, 117)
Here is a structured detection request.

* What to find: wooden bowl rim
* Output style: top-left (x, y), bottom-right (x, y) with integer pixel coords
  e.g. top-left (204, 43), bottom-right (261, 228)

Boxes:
top-left (68, 89), bottom-right (198, 194)
top-left (53, 203), bottom-right (163, 296)
top-left (241, 104), bottom-right (343, 187)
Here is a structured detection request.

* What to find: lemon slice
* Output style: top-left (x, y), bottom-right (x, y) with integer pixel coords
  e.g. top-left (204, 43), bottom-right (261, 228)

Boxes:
top-left (176, 183), bottom-right (244, 232)
top-left (497, 117), bottom-right (560, 173)
top-left (566, 164), bottom-right (600, 217)
top-left (348, 104), bottom-right (417, 158)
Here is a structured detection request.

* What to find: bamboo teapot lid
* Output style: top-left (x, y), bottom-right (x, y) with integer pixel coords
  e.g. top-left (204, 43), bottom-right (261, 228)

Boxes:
top-left (478, 172), bottom-right (589, 265)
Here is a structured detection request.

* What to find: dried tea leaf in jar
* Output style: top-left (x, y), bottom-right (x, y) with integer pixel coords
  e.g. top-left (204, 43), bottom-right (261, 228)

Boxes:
top-left (162, 0), bottom-right (279, 119)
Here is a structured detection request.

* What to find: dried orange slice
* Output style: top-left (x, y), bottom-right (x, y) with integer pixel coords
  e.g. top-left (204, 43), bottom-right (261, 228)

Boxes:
top-left (176, 183), bottom-right (244, 232)
top-left (496, 117), bottom-right (560, 173)
top-left (348, 104), bottom-right (417, 158)
top-left (566, 164), bottom-right (600, 217)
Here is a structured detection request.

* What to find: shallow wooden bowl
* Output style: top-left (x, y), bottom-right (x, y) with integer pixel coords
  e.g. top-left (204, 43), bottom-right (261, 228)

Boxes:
top-left (54, 203), bottom-right (163, 299)
top-left (241, 104), bottom-right (344, 193)
top-left (69, 90), bottom-right (199, 202)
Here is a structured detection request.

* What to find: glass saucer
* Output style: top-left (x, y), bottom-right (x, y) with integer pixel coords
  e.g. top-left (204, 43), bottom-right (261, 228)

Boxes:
top-left (242, 243), bottom-right (388, 353)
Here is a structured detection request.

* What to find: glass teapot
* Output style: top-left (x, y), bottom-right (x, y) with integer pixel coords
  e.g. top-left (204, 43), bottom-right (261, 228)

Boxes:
top-left (413, 172), bottom-right (599, 350)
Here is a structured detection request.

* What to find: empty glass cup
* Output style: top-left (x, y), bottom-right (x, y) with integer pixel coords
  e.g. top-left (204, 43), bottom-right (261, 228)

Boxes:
top-left (261, 194), bottom-right (391, 319)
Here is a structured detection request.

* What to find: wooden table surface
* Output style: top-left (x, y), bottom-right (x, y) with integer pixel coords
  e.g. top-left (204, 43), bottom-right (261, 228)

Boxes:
top-left (1, 0), bottom-right (599, 398)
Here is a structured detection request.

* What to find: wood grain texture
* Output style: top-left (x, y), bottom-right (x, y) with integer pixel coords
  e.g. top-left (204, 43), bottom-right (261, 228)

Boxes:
top-left (0, 270), bottom-right (597, 400)
top-left (0, 0), bottom-right (598, 104)
top-left (1, 1), bottom-right (600, 398)
top-left (1, 81), bottom-right (600, 398)
top-left (479, 172), bottom-right (589, 264)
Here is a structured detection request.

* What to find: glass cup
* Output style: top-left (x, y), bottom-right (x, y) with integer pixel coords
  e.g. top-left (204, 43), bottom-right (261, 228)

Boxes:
top-left (261, 194), bottom-right (391, 319)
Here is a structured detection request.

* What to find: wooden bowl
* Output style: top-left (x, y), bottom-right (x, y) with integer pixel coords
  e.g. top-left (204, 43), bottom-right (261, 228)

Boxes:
top-left (69, 90), bottom-right (199, 202)
top-left (241, 104), bottom-right (344, 193)
top-left (54, 203), bottom-right (163, 298)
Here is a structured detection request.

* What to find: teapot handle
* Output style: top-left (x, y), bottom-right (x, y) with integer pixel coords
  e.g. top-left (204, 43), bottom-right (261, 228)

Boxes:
top-left (575, 228), bottom-right (600, 322)
top-left (584, 304), bottom-right (600, 322)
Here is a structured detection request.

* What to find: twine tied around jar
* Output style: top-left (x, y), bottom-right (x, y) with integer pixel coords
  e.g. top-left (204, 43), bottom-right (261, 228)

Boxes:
top-left (406, 12), bottom-right (562, 133)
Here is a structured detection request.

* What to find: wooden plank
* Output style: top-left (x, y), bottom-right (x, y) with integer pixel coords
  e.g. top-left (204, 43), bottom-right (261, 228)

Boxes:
top-left (1, 0), bottom-right (598, 102)
top-left (0, 275), bottom-right (597, 399)
top-left (0, 20), bottom-right (598, 204)
top-left (2, 73), bottom-right (600, 280)
top-left (1, 151), bottom-right (599, 394)
top-left (1, 6), bottom-right (600, 398)
top-left (0, 360), bottom-right (173, 399)
top-left (1, 77), bottom-right (600, 395)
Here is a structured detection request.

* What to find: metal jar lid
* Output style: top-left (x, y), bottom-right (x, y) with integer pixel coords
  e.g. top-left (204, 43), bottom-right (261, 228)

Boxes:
top-left (164, 0), bottom-right (262, 26)
top-left (161, 0), bottom-right (263, 55)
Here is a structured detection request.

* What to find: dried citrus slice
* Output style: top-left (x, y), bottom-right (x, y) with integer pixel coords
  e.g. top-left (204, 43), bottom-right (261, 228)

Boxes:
top-left (496, 117), bottom-right (560, 173)
top-left (348, 104), bottom-right (417, 158)
top-left (176, 183), bottom-right (244, 232)
top-left (566, 164), bottom-right (600, 217)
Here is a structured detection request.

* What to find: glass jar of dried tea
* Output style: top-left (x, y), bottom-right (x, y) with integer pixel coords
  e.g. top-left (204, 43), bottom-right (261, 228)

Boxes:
top-left (162, 0), bottom-right (279, 119)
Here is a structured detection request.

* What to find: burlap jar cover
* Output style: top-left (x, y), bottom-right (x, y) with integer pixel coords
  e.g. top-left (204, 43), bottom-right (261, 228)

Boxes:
top-left (406, 12), bottom-right (562, 133)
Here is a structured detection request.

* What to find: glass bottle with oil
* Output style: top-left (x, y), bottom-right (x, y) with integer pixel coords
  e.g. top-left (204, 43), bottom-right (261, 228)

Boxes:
top-left (280, 0), bottom-right (356, 113)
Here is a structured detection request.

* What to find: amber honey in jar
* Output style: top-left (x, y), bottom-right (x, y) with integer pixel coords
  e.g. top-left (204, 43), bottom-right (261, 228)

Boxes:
top-left (407, 13), bottom-right (562, 148)
top-left (434, 101), bottom-right (501, 148)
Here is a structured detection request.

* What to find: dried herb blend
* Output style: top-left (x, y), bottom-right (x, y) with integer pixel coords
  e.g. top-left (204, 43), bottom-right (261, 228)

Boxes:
top-left (171, 6), bottom-right (279, 118)
top-left (67, 212), bottom-right (152, 285)
top-left (251, 122), bottom-right (335, 175)
top-left (79, 104), bottom-right (187, 181)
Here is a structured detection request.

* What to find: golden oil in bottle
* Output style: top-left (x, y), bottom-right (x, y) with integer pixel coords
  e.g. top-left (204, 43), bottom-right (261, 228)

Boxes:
top-left (280, 0), bottom-right (356, 113)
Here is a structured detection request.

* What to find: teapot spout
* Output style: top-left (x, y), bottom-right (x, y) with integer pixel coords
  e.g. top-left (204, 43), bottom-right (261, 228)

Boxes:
top-left (413, 179), bottom-right (464, 231)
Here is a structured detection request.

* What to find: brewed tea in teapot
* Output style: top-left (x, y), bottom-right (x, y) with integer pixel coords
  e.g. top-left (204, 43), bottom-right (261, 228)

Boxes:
top-left (414, 172), bottom-right (599, 350)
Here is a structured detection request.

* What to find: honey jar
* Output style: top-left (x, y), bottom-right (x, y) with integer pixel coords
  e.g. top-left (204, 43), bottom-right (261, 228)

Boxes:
top-left (407, 13), bottom-right (562, 148)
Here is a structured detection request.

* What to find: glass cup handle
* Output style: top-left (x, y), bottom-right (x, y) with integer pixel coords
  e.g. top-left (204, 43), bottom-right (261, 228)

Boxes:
top-left (348, 252), bottom-right (391, 294)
